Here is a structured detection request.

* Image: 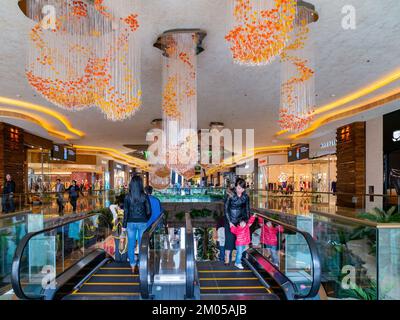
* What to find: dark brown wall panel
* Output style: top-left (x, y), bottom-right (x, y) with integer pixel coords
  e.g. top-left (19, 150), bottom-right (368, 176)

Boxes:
top-left (336, 122), bottom-right (366, 208)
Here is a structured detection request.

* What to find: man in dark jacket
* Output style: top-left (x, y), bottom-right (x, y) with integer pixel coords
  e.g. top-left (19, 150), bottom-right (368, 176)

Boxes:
top-left (2, 174), bottom-right (16, 213)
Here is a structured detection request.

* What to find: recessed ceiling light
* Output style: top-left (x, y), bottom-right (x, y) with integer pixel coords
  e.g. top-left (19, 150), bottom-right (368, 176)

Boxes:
top-left (16, 94), bottom-right (21, 98)
top-left (331, 94), bottom-right (336, 97)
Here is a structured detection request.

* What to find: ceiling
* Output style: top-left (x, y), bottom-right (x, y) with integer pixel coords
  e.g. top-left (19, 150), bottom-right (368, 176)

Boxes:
top-left (1, 0), bottom-right (400, 158)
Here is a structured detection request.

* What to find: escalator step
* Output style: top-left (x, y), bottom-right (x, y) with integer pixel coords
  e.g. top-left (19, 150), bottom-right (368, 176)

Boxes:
top-left (78, 284), bottom-right (139, 293)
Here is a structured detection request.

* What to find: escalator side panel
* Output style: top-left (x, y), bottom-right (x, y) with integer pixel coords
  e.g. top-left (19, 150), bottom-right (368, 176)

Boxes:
top-left (245, 248), bottom-right (295, 300)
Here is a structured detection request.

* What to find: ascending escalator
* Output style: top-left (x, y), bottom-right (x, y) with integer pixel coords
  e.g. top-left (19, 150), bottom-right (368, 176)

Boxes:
top-left (11, 212), bottom-right (166, 300)
top-left (64, 261), bottom-right (140, 300)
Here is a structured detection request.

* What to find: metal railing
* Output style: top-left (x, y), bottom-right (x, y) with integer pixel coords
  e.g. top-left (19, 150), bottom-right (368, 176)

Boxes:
top-left (139, 213), bottom-right (166, 300)
top-left (185, 212), bottom-right (195, 299)
top-left (253, 212), bottom-right (322, 299)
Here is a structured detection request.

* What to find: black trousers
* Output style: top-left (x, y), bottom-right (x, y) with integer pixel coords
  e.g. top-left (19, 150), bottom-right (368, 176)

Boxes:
top-left (224, 216), bottom-right (236, 251)
top-left (70, 197), bottom-right (78, 212)
top-left (57, 198), bottom-right (64, 214)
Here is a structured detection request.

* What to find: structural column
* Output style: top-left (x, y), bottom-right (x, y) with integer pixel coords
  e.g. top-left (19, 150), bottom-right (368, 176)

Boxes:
top-left (0, 123), bottom-right (26, 194)
top-left (336, 122), bottom-right (366, 208)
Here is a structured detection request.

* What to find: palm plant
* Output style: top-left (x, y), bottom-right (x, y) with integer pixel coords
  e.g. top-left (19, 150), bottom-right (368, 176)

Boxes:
top-left (357, 206), bottom-right (400, 223)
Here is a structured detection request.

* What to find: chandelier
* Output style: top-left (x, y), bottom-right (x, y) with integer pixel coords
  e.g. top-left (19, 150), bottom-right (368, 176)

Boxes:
top-left (279, 1), bottom-right (318, 133)
top-left (149, 165), bottom-right (171, 190)
top-left (24, 0), bottom-right (141, 121)
top-left (154, 29), bottom-right (206, 179)
top-left (225, 0), bottom-right (297, 66)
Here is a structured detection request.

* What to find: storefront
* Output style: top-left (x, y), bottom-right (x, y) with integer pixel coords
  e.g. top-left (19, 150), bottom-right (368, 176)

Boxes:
top-left (113, 162), bottom-right (128, 190)
top-left (27, 146), bottom-right (107, 192)
top-left (258, 136), bottom-right (337, 204)
top-left (383, 109), bottom-right (400, 206)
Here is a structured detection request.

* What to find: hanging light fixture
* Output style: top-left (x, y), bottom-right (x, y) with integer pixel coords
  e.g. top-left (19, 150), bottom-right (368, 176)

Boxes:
top-left (22, 0), bottom-right (141, 121)
top-left (225, 0), bottom-right (297, 66)
top-left (154, 29), bottom-right (206, 179)
top-left (279, 0), bottom-right (318, 133)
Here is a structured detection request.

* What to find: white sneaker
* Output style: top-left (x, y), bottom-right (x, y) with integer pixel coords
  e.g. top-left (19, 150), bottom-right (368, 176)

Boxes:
top-left (235, 263), bottom-right (244, 270)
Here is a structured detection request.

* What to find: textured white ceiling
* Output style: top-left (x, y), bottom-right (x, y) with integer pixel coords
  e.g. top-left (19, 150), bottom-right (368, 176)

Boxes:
top-left (0, 0), bottom-right (400, 154)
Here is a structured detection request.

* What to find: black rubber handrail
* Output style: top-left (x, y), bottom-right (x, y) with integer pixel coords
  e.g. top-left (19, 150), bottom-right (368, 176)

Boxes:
top-left (139, 213), bottom-right (166, 299)
top-left (253, 211), bottom-right (322, 299)
top-left (185, 212), bottom-right (195, 299)
top-left (11, 213), bottom-right (97, 300)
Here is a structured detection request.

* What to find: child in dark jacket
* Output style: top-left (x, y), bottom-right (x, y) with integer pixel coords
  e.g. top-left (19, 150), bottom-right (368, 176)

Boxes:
top-left (230, 214), bottom-right (257, 269)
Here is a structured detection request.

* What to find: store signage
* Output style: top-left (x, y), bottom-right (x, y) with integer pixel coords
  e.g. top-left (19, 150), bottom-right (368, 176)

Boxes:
top-left (384, 109), bottom-right (400, 153)
top-left (64, 147), bottom-right (76, 162)
top-left (51, 144), bottom-right (64, 160)
top-left (320, 139), bottom-right (337, 149)
top-left (115, 164), bottom-right (123, 170)
top-left (393, 130), bottom-right (400, 142)
top-left (288, 144), bottom-right (309, 162)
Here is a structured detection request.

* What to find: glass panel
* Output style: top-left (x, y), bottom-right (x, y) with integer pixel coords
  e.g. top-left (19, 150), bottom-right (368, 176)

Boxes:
top-left (378, 227), bottom-right (400, 300)
top-left (16, 214), bottom-right (108, 299)
top-left (254, 215), bottom-right (314, 297)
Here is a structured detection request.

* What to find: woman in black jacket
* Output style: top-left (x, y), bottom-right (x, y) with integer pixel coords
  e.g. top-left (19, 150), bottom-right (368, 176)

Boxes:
top-left (224, 178), bottom-right (251, 265)
top-left (122, 175), bottom-right (151, 273)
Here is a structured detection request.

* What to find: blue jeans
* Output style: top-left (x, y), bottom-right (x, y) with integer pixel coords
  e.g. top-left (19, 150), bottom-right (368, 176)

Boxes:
top-left (235, 245), bottom-right (246, 265)
top-left (263, 244), bottom-right (279, 265)
top-left (127, 222), bottom-right (147, 266)
top-left (2, 194), bottom-right (15, 213)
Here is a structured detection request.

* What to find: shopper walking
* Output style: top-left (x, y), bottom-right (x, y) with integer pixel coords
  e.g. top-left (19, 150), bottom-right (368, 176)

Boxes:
top-left (55, 179), bottom-right (65, 215)
top-left (67, 180), bottom-right (82, 213)
top-left (122, 175), bottom-right (151, 274)
top-left (2, 174), bottom-right (16, 214)
top-left (145, 185), bottom-right (164, 228)
top-left (223, 178), bottom-right (251, 265)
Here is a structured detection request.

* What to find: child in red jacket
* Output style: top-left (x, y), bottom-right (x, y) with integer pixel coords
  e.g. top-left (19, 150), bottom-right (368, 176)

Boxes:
top-left (230, 214), bottom-right (257, 269)
top-left (258, 217), bottom-right (284, 266)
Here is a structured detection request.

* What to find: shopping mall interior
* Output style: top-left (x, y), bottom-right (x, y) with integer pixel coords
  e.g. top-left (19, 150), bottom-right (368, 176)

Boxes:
top-left (0, 0), bottom-right (400, 304)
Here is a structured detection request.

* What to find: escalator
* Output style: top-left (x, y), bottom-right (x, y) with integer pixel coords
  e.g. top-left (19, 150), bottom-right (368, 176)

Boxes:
top-left (11, 208), bottom-right (321, 301)
top-left (188, 213), bottom-right (322, 300)
top-left (197, 261), bottom-right (281, 300)
top-left (10, 211), bottom-right (167, 300)
top-left (64, 261), bottom-right (140, 300)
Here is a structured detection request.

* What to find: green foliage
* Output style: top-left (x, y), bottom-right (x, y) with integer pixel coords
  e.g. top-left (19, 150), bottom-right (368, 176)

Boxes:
top-left (351, 206), bottom-right (400, 256)
top-left (357, 206), bottom-right (400, 223)
top-left (174, 208), bottom-right (220, 221)
top-left (97, 207), bottom-right (113, 230)
top-left (195, 227), bottom-right (218, 261)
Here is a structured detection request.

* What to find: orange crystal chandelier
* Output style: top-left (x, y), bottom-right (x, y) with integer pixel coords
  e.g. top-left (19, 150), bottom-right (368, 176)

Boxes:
top-left (24, 0), bottom-right (141, 121)
top-left (154, 30), bottom-right (206, 179)
top-left (279, 1), bottom-right (318, 133)
top-left (225, 0), bottom-right (297, 66)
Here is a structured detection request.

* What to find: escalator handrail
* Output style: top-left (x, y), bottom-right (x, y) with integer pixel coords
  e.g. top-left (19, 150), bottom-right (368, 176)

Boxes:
top-left (185, 212), bottom-right (195, 299)
top-left (254, 211), bottom-right (321, 299)
top-left (139, 212), bottom-right (166, 299)
top-left (11, 213), bottom-right (98, 300)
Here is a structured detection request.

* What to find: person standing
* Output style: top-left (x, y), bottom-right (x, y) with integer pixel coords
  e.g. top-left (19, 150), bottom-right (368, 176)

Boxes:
top-left (122, 175), bottom-right (151, 274)
top-left (223, 178), bottom-right (251, 265)
top-left (67, 180), bottom-right (82, 213)
top-left (145, 185), bottom-right (164, 228)
top-left (55, 179), bottom-right (65, 215)
top-left (2, 174), bottom-right (16, 214)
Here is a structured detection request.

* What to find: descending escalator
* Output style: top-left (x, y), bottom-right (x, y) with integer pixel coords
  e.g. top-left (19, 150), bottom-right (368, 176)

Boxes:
top-left (186, 212), bottom-right (322, 300)
top-left (197, 261), bottom-right (281, 300)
